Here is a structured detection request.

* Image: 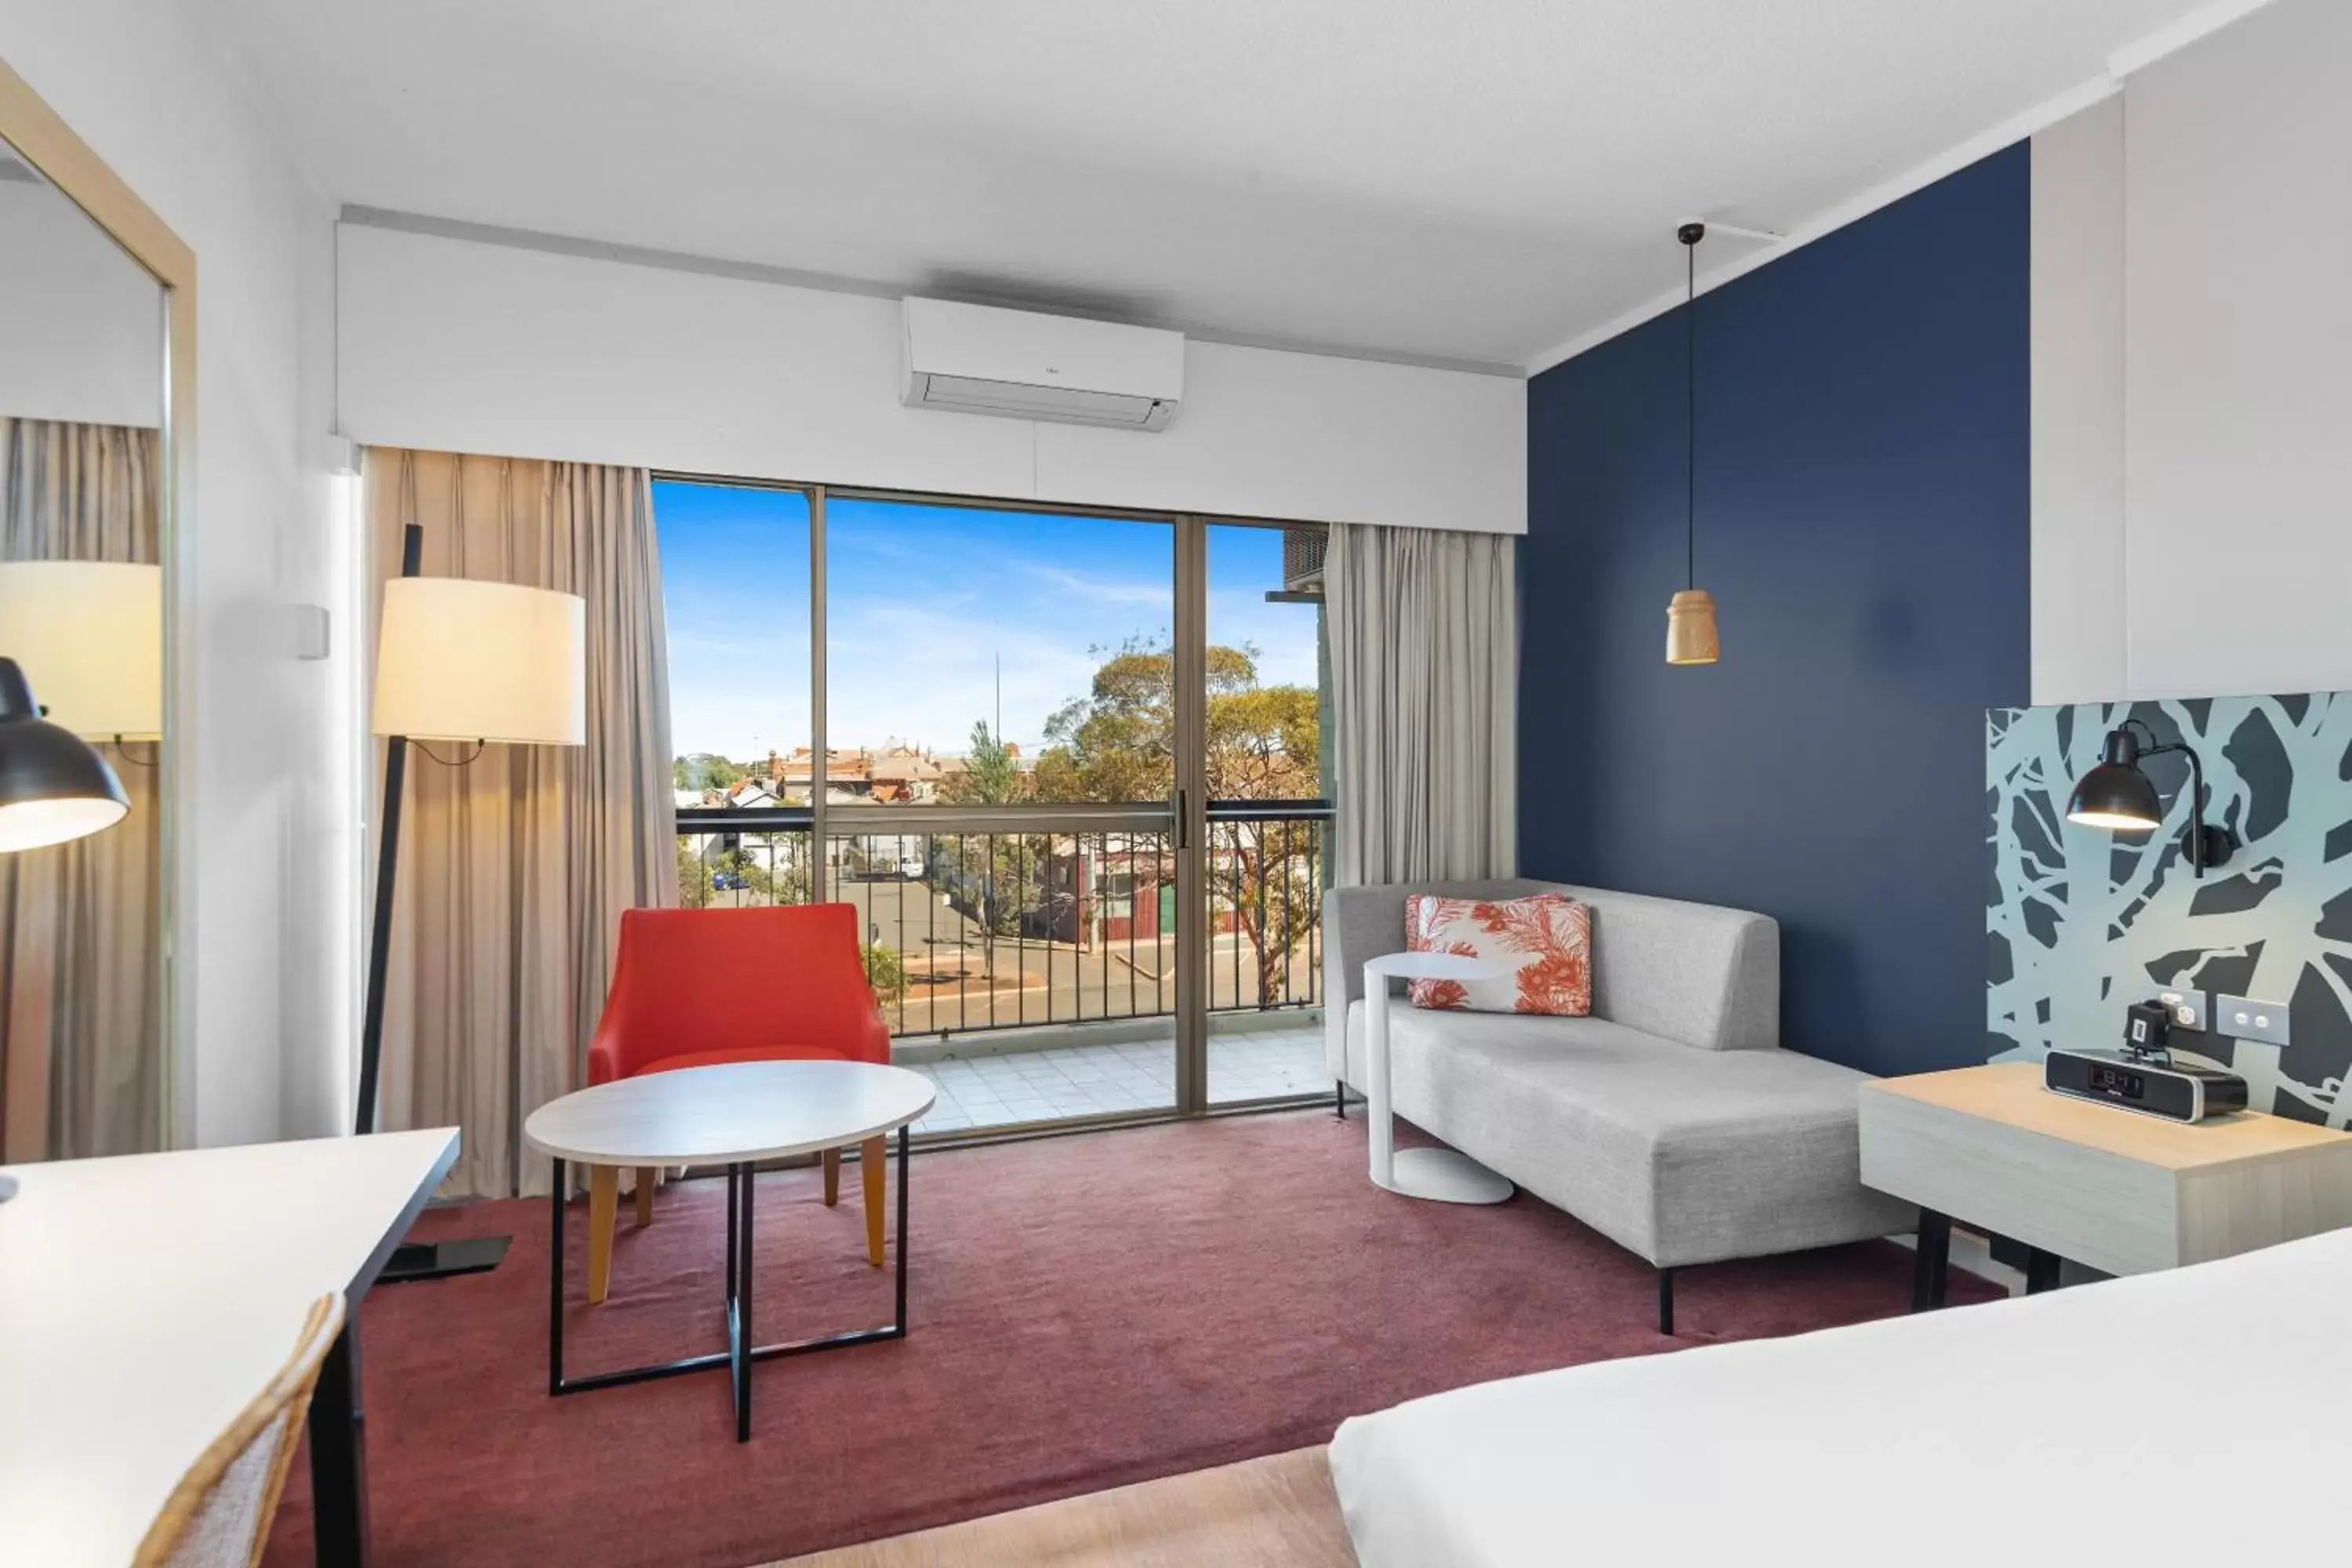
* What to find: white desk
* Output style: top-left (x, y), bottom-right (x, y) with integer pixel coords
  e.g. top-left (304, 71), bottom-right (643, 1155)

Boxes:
top-left (0, 1128), bottom-right (458, 1567)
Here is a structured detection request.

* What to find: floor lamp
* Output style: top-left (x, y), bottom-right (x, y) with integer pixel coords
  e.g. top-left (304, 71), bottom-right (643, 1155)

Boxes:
top-left (361, 522), bottom-right (586, 1282)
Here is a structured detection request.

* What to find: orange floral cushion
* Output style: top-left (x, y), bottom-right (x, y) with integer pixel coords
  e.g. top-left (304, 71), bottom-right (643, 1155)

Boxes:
top-left (1403, 892), bottom-right (1592, 1016)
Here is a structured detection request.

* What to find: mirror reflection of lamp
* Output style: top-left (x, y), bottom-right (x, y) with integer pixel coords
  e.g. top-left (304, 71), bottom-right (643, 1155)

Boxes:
top-left (0, 562), bottom-right (158, 1200)
top-left (0, 560), bottom-right (159, 853)
top-left (0, 655), bottom-right (129, 853)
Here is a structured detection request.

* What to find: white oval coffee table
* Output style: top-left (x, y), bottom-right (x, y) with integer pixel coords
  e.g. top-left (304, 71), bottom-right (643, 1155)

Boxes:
top-left (524, 1060), bottom-right (935, 1443)
top-left (1363, 951), bottom-right (1515, 1204)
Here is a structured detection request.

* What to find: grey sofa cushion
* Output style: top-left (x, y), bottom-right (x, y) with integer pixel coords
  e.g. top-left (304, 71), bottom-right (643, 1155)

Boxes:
top-left (1339, 1004), bottom-right (1911, 1269)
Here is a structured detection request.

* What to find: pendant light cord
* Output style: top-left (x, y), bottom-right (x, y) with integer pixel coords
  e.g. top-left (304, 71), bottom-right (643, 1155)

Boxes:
top-left (1685, 231), bottom-right (1697, 591)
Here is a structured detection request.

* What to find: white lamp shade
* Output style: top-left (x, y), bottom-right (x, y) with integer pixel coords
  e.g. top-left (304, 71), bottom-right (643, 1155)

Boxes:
top-left (372, 576), bottom-right (586, 745)
top-left (0, 561), bottom-right (164, 740)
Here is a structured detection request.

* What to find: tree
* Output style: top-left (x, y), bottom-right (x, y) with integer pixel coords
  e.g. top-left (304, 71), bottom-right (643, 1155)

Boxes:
top-left (1036, 641), bottom-right (1320, 1005)
top-left (673, 752), bottom-right (745, 793)
top-left (941, 720), bottom-right (1044, 982)
top-left (942, 720), bottom-right (1021, 806)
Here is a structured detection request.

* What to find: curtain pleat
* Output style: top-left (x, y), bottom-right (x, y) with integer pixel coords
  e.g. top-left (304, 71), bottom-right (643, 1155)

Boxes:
top-left (1326, 522), bottom-right (1517, 886)
top-left (365, 448), bottom-right (675, 1199)
top-left (0, 418), bottom-right (162, 1162)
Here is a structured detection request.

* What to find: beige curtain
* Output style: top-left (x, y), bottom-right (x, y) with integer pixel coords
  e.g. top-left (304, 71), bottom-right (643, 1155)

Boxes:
top-left (1326, 522), bottom-right (1516, 886)
top-left (367, 448), bottom-right (675, 1199)
top-left (0, 418), bottom-right (162, 1162)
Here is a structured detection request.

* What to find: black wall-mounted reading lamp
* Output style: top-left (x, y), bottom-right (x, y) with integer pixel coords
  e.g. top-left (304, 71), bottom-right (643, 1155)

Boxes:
top-left (2064, 718), bottom-right (2237, 879)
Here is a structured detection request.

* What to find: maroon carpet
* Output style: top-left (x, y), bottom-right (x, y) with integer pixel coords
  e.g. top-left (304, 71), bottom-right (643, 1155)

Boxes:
top-left (263, 1111), bottom-right (1994, 1566)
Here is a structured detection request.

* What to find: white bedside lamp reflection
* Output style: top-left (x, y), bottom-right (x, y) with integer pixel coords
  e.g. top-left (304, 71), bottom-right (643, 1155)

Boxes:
top-left (358, 524), bottom-right (585, 1279)
top-left (0, 561), bottom-right (163, 744)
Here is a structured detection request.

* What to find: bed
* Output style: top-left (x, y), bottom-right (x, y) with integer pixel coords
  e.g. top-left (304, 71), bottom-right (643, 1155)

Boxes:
top-left (1329, 1225), bottom-right (2352, 1566)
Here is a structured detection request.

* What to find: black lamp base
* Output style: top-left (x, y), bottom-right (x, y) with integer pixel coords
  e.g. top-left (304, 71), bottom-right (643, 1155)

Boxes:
top-left (379, 1234), bottom-right (510, 1283)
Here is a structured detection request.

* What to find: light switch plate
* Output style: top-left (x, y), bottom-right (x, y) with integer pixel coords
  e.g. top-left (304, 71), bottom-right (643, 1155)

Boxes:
top-left (2217, 994), bottom-right (2290, 1047)
top-left (290, 603), bottom-right (332, 661)
top-left (2136, 983), bottom-right (2207, 1032)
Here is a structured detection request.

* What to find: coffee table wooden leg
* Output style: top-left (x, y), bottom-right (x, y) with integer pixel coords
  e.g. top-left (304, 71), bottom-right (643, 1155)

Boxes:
top-left (586, 1166), bottom-right (619, 1304)
top-left (822, 1146), bottom-right (840, 1207)
top-left (861, 1135), bottom-right (886, 1266)
top-left (634, 1166), bottom-right (657, 1226)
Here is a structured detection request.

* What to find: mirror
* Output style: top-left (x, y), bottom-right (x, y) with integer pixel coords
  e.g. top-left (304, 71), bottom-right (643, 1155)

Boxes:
top-left (0, 128), bottom-right (170, 1163)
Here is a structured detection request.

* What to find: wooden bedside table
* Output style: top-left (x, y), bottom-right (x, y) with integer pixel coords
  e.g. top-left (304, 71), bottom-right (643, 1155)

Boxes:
top-left (1859, 1062), bottom-right (2352, 1306)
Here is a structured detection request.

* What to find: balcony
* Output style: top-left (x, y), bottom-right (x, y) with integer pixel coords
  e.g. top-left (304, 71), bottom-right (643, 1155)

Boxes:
top-left (675, 801), bottom-right (1333, 1131)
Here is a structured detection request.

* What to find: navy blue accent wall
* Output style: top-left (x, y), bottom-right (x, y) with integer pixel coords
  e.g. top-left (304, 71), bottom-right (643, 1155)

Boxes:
top-left (1521, 145), bottom-right (2031, 1078)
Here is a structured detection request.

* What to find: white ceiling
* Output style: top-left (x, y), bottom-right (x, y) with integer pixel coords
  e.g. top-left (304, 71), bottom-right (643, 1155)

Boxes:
top-left (208, 0), bottom-right (2233, 373)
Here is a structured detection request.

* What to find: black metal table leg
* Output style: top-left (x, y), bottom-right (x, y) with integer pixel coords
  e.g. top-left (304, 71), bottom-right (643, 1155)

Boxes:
top-left (1913, 1208), bottom-right (1952, 1312)
top-left (2025, 1247), bottom-right (2064, 1294)
top-left (308, 1319), bottom-right (369, 1566)
top-left (895, 1123), bottom-right (910, 1333)
top-left (548, 1130), bottom-right (916, 1438)
top-left (725, 1159), bottom-right (740, 1300)
top-left (548, 1158), bottom-right (566, 1396)
top-left (734, 1161), bottom-right (754, 1443)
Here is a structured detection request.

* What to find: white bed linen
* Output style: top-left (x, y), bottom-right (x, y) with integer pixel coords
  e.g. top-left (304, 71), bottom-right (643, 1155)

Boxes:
top-left (1330, 1226), bottom-right (2352, 1566)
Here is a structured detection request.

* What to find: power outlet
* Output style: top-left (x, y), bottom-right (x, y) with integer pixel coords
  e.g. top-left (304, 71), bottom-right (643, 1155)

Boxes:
top-left (2216, 995), bottom-right (2290, 1047)
top-left (2136, 984), bottom-right (2208, 1033)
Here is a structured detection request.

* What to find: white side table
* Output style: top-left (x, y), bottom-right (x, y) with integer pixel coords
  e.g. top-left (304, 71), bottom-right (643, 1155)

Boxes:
top-left (1363, 950), bottom-right (1514, 1204)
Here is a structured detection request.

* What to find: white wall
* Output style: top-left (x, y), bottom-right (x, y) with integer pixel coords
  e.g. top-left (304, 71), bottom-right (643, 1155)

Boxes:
top-left (0, 173), bottom-right (161, 428)
top-left (336, 223), bottom-right (1526, 535)
top-left (2027, 96), bottom-right (2126, 706)
top-left (2031, 0), bottom-right (2352, 702)
top-left (0, 4), bottom-right (348, 1146)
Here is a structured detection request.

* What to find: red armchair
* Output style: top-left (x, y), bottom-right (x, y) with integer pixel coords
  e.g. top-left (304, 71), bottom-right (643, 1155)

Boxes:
top-left (582, 904), bottom-right (895, 1298)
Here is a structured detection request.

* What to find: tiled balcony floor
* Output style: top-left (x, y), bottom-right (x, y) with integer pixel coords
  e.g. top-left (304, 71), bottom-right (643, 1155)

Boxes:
top-left (905, 1025), bottom-right (1327, 1133)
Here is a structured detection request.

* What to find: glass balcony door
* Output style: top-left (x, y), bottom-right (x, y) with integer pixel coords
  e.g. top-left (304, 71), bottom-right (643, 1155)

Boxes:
top-left (817, 492), bottom-right (1185, 1132)
top-left (1195, 521), bottom-right (1331, 1108)
top-left (654, 480), bottom-right (1330, 1136)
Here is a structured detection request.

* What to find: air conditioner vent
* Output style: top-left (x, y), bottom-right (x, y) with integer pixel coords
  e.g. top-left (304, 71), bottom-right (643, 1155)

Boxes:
top-left (902, 298), bottom-right (1182, 433)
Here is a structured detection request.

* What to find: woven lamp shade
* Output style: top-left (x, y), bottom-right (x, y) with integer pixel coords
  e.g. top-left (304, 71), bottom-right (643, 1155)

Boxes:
top-left (1665, 588), bottom-right (1719, 666)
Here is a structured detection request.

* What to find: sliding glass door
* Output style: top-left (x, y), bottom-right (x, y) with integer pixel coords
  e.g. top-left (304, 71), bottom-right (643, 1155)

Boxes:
top-left (652, 478), bottom-right (1328, 1135)
top-left (821, 494), bottom-right (1182, 1131)
top-left (1200, 521), bottom-right (1331, 1106)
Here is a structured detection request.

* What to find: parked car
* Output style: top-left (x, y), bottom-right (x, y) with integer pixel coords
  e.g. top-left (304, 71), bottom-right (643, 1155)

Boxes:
top-left (897, 857), bottom-right (926, 880)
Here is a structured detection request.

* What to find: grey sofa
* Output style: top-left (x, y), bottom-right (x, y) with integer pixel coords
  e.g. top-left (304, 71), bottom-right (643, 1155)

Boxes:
top-left (1325, 879), bottom-right (1910, 1331)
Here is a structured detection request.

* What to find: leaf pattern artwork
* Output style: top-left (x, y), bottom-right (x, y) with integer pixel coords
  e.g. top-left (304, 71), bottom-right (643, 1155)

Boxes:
top-left (1987, 691), bottom-right (2352, 1127)
top-left (1403, 894), bottom-right (1592, 1015)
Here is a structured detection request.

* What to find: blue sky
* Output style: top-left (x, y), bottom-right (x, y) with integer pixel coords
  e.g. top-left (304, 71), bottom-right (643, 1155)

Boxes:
top-left (655, 481), bottom-right (1320, 761)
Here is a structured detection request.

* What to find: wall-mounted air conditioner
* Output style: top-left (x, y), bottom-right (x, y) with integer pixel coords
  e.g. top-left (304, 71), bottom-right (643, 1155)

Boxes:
top-left (900, 297), bottom-right (1182, 432)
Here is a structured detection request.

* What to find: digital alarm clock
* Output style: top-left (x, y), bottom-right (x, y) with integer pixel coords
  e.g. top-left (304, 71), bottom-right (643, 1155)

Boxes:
top-left (2045, 1047), bottom-right (2248, 1123)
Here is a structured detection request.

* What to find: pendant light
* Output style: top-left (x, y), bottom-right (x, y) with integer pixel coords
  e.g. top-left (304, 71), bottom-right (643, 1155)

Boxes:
top-left (1665, 221), bottom-right (1720, 666)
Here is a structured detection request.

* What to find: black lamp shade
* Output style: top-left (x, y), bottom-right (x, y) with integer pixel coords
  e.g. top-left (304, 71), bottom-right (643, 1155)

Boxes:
top-left (0, 656), bottom-right (129, 853)
top-left (2067, 760), bottom-right (2164, 830)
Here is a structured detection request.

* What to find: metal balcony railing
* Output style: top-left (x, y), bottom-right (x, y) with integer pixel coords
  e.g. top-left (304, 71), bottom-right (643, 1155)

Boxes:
top-left (674, 802), bottom-right (1331, 1039)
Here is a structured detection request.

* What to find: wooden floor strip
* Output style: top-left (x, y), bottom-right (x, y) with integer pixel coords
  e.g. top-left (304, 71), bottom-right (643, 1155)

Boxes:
top-left (765, 1448), bottom-right (1355, 1567)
